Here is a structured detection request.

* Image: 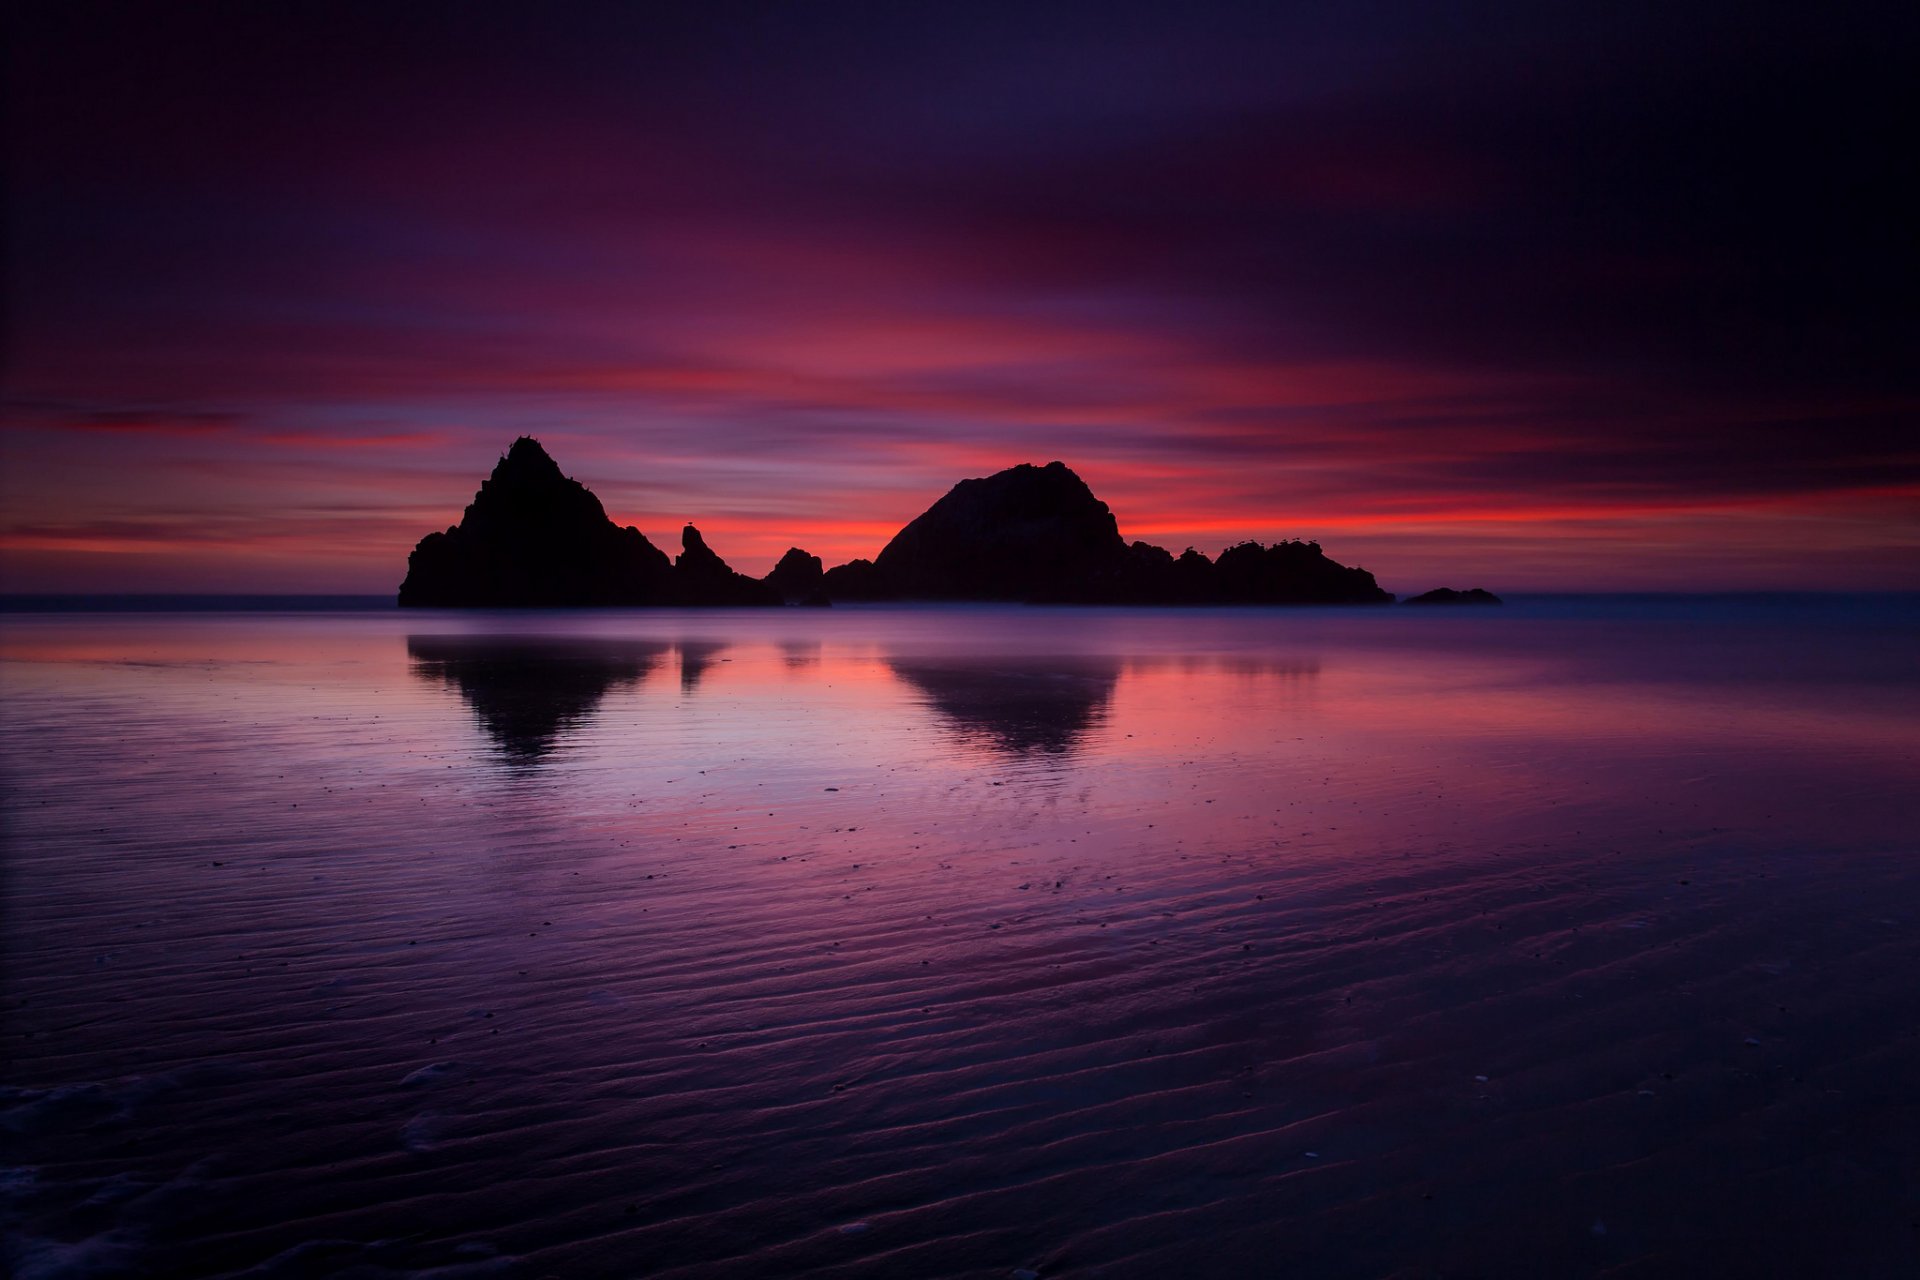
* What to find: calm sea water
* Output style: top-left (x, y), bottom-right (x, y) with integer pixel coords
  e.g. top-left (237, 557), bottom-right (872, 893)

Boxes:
top-left (4, 600), bottom-right (1918, 1278)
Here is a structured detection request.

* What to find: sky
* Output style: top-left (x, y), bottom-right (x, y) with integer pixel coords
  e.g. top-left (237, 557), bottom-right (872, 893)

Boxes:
top-left (4, 0), bottom-right (1916, 593)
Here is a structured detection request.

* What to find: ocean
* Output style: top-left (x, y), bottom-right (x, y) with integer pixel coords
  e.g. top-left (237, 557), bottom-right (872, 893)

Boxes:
top-left (4, 597), bottom-right (1918, 1277)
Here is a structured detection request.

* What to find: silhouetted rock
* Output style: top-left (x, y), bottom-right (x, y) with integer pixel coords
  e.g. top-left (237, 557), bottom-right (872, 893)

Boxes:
top-left (402, 444), bottom-right (1419, 609)
top-left (818, 461), bottom-right (1392, 605)
top-left (1211, 540), bottom-right (1393, 604)
top-left (1122, 541), bottom-right (1217, 603)
top-left (1172, 547), bottom-right (1218, 601)
top-left (675, 525), bottom-right (782, 606)
top-left (820, 558), bottom-right (895, 601)
top-left (1405, 587), bottom-right (1503, 605)
top-left (399, 438), bottom-right (673, 607)
top-left (870, 461), bottom-right (1135, 601)
top-left (763, 547), bottom-right (827, 604)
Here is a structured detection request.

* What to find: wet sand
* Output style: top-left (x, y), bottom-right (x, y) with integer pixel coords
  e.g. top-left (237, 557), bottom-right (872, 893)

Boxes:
top-left (4, 601), bottom-right (1918, 1277)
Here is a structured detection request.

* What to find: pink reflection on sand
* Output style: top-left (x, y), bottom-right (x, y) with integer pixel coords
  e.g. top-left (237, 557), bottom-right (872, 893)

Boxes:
top-left (4, 603), bottom-right (1919, 1274)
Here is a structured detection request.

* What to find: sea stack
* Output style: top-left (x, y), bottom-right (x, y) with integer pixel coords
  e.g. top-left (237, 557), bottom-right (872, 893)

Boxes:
top-left (833, 460), bottom-right (1392, 604)
top-left (398, 438), bottom-right (674, 607)
top-left (400, 446), bottom-right (1408, 608)
top-left (762, 548), bottom-right (829, 604)
top-left (675, 525), bottom-right (782, 606)
top-left (1404, 587), bottom-right (1503, 605)
top-left (872, 461), bottom-right (1135, 601)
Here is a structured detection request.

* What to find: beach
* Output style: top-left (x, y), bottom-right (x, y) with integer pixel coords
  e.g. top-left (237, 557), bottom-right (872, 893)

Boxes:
top-left (5, 599), bottom-right (1918, 1277)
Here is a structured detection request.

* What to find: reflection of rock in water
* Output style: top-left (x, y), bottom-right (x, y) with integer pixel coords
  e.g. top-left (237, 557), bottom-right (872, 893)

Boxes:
top-left (780, 640), bottom-right (821, 670)
top-left (407, 637), bottom-right (671, 762)
top-left (886, 656), bottom-right (1121, 757)
top-left (676, 641), bottom-right (730, 693)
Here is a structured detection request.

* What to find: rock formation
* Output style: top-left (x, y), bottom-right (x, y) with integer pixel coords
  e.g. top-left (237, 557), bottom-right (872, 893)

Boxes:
top-left (819, 558), bottom-right (893, 601)
top-left (872, 461), bottom-right (1137, 601)
top-left (398, 439), bottom-right (776, 607)
top-left (398, 438), bottom-right (673, 607)
top-left (399, 444), bottom-right (1414, 608)
top-left (762, 547), bottom-right (828, 605)
top-left (1211, 540), bottom-right (1391, 604)
top-left (1404, 587), bottom-right (1503, 605)
top-left (824, 461), bottom-right (1392, 604)
top-left (674, 525), bottom-right (782, 606)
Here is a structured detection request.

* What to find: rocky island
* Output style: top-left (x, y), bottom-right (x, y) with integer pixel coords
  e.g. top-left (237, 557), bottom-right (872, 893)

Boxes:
top-left (830, 460), bottom-right (1390, 604)
top-left (398, 438), bottom-right (774, 607)
top-left (1404, 587), bottom-right (1504, 605)
top-left (399, 439), bottom-right (1413, 607)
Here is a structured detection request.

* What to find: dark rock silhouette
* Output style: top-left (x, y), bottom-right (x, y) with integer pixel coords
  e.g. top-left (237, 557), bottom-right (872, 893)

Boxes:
top-left (1405, 587), bottom-right (1503, 605)
top-left (1211, 540), bottom-right (1392, 604)
top-left (1120, 543), bottom-right (1220, 603)
top-left (872, 461), bottom-right (1135, 601)
top-left (886, 654), bottom-right (1121, 756)
top-left (820, 558), bottom-right (893, 601)
top-left (399, 444), bottom-right (1414, 608)
top-left (398, 439), bottom-right (782, 607)
top-left (821, 461), bottom-right (1392, 605)
top-left (675, 525), bottom-right (782, 606)
top-left (407, 635), bottom-right (670, 762)
top-left (762, 547), bottom-right (828, 605)
top-left (399, 438), bottom-right (674, 607)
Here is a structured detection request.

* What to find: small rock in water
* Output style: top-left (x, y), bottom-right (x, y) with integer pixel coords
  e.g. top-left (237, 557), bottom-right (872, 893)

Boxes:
top-left (1744, 1037), bottom-right (1762, 1047)
top-left (1474, 1075), bottom-right (1489, 1083)
top-left (838, 1221), bottom-right (870, 1235)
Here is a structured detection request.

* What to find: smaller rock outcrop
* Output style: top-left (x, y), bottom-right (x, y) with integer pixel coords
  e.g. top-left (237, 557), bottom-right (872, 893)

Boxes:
top-left (763, 547), bottom-right (828, 605)
top-left (1210, 540), bottom-right (1393, 604)
top-left (675, 525), bottom-right (783, 606)
top-left (1404, 587), bottom-right (1503, 605)
top-left (820, 558), bottom-right (895, 601)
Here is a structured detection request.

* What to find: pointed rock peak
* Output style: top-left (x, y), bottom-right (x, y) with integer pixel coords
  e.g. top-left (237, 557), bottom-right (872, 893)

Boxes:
top-left (773, 547), bottom-right (820, 570)
top-left (398, 437), bottom-right (673, 607)
top-left (499, 436), bottom-right (564, 478)
top-left (764, 547), bottom-right (827, 603)
top-left (672, 523), bottom-right (780, 604)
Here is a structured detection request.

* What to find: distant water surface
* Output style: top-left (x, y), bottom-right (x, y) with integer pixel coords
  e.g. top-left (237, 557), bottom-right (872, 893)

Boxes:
top-left (4, 600), bottom-right (1918, 1278)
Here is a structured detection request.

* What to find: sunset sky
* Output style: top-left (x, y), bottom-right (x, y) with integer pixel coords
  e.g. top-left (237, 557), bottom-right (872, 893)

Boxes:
top-left (4, 1), bottom-right (1915, 593)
